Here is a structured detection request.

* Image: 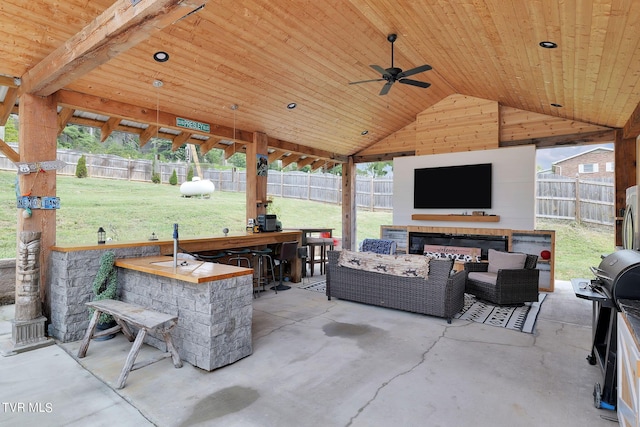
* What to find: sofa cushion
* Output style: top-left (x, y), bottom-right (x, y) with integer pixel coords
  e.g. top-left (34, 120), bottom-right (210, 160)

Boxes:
top-left (338, 250), bottom-right (430, 278)
top-left (487, 249), bottom-right (527, 273)
top-left (468, 271), bottom-right (498, 285)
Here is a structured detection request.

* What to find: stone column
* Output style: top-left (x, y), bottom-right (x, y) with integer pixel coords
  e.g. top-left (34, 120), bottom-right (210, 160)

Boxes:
top-left (1, 231), bottom-right (53, 355)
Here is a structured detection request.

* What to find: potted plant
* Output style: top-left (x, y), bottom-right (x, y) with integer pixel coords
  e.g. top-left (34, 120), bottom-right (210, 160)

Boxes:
top-left (90, 251), bottom-right (118, 340)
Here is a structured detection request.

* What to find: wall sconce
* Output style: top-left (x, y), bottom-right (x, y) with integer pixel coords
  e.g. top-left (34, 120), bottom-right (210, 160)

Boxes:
top-left (98, 227), bottom-right (106, 245)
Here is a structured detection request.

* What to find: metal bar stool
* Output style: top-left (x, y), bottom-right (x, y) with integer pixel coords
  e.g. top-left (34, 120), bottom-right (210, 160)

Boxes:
top-left (251, 248), bottom-right (275, 296)
top-left (226, 249), bottom-right (252, 268)
top-left (193, 252), bottom-right (227, 263)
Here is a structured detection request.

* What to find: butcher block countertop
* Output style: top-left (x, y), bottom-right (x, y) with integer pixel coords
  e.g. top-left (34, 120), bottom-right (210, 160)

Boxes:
top-left (114, 256), bottom-right (253, 284)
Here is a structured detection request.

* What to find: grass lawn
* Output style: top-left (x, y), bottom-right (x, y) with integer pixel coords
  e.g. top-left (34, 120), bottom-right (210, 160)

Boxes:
top-left (0, 170), bottom-right (391, 258)
top-left (0, 170), bottom-right (616, 280)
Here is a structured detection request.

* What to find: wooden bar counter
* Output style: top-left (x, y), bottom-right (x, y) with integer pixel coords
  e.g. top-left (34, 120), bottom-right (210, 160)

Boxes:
top-left (51, 229), bottom-right (303, 282)
top-left (114, 255), bottom-right (253, 283)
top-left (48, 230), bottom-right (303, 371)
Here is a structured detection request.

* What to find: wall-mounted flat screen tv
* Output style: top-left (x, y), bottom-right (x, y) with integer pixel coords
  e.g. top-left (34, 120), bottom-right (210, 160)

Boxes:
top-left (414, 163), bottom-right (492, 209)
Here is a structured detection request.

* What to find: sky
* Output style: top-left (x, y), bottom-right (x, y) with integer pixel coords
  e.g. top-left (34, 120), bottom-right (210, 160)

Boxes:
top-left (535, 143), bottom-right (614, 171)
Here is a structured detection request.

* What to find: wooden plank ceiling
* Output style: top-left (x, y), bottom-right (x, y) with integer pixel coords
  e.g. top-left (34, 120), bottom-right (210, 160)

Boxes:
top-left (1, 0), bottom-right (640, 168)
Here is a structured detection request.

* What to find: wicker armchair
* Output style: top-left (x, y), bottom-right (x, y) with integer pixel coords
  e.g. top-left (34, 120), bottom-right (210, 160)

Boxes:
top-left (464, 253), bottom-right (539, 305)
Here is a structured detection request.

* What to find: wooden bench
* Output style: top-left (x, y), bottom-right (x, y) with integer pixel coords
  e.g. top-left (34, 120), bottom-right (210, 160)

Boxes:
top-left (77, 299), bottom-right (182, 389)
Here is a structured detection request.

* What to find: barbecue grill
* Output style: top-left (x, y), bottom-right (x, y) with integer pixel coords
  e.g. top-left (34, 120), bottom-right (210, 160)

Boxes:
top-left (574, 249), bottom-right (640, 409)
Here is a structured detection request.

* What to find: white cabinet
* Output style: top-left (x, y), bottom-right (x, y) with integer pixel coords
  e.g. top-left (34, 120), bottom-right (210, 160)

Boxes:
top-left (618, 312), bottom-right (640, 426)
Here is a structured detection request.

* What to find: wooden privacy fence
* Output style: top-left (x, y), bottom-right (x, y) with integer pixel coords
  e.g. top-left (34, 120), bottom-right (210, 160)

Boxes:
top-left (536, 173), bottom-right (615, 226)
top-left (0, 147), bottom-right (392, 211)
top-left (0, 147), bottom-right (617, 220)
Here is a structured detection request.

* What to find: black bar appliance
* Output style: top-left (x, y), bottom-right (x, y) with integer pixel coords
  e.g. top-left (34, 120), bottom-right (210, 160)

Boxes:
top-left (580, 249), bottom-right (640, 409)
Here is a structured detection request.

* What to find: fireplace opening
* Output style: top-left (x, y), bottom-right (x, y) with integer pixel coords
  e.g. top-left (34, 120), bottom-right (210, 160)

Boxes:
top-left (408, 232), bottom-right (509, 260)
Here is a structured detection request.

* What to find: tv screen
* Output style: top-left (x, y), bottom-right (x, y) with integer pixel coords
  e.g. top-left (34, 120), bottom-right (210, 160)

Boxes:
top-left (414, 163), bottom-right (492, 209)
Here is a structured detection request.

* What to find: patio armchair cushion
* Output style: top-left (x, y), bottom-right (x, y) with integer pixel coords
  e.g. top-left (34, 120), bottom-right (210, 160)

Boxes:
top-left (464, 250), bottom-right (539, 305)
top-left (487, 249), bottom-right (527, 273)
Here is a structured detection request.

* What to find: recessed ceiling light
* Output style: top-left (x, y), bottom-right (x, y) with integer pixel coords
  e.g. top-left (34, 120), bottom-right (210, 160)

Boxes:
top-left (539, 41), bottom-right (558, 49)
top-left (550, 103), bottom-right (562, 107)
top-left (287, 103), bottom-right (297, 110)
top-left (153, 51), bottom-right (169, 62)
top-left (361, 130), bottom-right (369, 135)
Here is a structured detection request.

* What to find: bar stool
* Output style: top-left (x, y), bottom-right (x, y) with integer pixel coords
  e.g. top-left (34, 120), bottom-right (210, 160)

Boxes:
top-left (193, 252), bottom-right (227, 263)
top-left (306, 237), bottom-right (334, 276)
top-left (251, 248), bottom-right (275, 296)
top-left (272, 241), bottom-right (298, 291)
top-left (226, 248), bottom-right (252, 268)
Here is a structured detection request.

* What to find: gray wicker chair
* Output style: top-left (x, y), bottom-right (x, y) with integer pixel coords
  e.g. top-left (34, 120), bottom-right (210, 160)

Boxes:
top-left (326, 250), bottom-right (465, 323)
top-left (463, 254), bottom-right (539, 305)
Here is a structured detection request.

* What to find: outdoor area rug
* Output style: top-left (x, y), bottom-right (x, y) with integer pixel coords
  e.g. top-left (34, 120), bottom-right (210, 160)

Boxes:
top-left (299, 281), bottom-right (327, 293)
top-left (455, 293), bottom-right (547, 334)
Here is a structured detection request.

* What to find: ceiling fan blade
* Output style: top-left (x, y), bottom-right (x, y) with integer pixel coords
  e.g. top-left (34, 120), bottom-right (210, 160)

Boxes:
top-left (398, 79), bottom-right (431, 88)
top-left (397, 64), bottom-right (432, 79)
top-left (370, 64), bottom-right (389, 76)
top-left (349, 78), bottom-right (385, 85)
top-left (379, 82), bottom-right (393, 95)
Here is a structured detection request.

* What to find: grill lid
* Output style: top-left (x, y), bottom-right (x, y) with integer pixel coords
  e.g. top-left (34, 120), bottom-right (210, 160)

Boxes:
top-left (595, 250), bottom-right (640, 301)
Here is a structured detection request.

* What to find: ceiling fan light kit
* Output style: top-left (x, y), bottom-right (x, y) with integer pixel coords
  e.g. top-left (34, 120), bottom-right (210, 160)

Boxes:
top-left (350, 33), bottom-right (432, 95)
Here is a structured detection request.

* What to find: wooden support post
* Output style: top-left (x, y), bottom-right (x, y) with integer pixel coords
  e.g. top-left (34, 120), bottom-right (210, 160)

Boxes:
top-left (246, 132), bottom-right (268, 222)
top-left (18, 94), bottom-right (58, 318)
top-left (615, 130), bottom-right (636, 247)
top-left (342, 157), bottom-right (356, 251)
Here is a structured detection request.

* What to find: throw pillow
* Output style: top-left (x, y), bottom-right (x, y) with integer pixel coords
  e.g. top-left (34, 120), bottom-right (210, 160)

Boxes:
top-left (487, 249), bottom-right (527, 273)
top-left (338, 250), bottom-right (430, 278)
top-left (424, 251), bottom-right (479, 262)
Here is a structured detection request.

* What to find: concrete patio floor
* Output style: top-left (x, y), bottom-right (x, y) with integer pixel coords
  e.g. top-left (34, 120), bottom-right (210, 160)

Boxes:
top-left (0, 279), bottom-right (619, 426)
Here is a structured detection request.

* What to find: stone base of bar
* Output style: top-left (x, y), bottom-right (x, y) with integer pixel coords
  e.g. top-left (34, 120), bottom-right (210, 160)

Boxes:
top-left (0, 316), bottom-right (54, 356)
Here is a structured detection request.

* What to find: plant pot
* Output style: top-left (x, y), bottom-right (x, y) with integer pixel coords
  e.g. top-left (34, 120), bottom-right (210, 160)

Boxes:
top-left (94, 319), bottom-right (117, 341)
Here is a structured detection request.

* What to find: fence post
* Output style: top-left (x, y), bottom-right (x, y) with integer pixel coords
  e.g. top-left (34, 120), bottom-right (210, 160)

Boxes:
top-left (370, 176), bottom-right (374, 211)
top-left (575, 177), bottom-right (581, 224)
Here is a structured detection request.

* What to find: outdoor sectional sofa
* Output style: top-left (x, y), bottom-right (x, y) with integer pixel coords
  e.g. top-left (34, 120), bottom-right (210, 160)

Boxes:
top-left (326, 250), bottom-right (466, 323)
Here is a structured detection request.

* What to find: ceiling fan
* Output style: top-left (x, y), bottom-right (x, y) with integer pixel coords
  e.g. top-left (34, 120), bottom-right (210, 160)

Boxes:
top-left (349, 33), bottom-right (432, 95)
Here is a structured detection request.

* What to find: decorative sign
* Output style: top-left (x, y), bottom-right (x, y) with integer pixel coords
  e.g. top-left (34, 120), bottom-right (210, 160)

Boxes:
top-left (176, 117), bottom-right (210, 133)
top-left (16, 160), bottom-right (67, 175)
top-left (17, 196), bottom-right (60, 210)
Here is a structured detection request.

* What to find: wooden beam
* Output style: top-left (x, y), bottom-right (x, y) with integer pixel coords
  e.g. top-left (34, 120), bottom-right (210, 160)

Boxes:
top-left (310, 160), bottom-right (326, 172)
top-left (20, 0), bottom-right (208, 96)
top-left (223, 144), bottom-right (238, 159)
top-left (56, 90), bottom-right (251, 143)
top-left (0, 87), bottom-right (18, 125)
top-left (623, 100), bottom-right (640, 139)
top-left (0, 75), bottom-right (19, 88)
top-left (281, 154), bottom-right (301, 168)
top-left (296, 157), bottom-right (316, 169)
top-left (199, 138), bottom-right (219, 155)
top-left (267, 136), bottom-right (348, 163)
top-left (100, 117), bottom-right (121, 142)
top-left (57, 107), bottom-right (75, 135)
top-left (353, 151), bottom-right (416, 163)
top-left (171, 132), bottom-right (192, 151)
top-left (268, 149), bottom-right (286, 163)
top-left (499, 130), bottom-right (616, 148)
top-left (139, 125), bottom-right (159, 146)
top-left (0, 137), bottom-right (19, 163)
